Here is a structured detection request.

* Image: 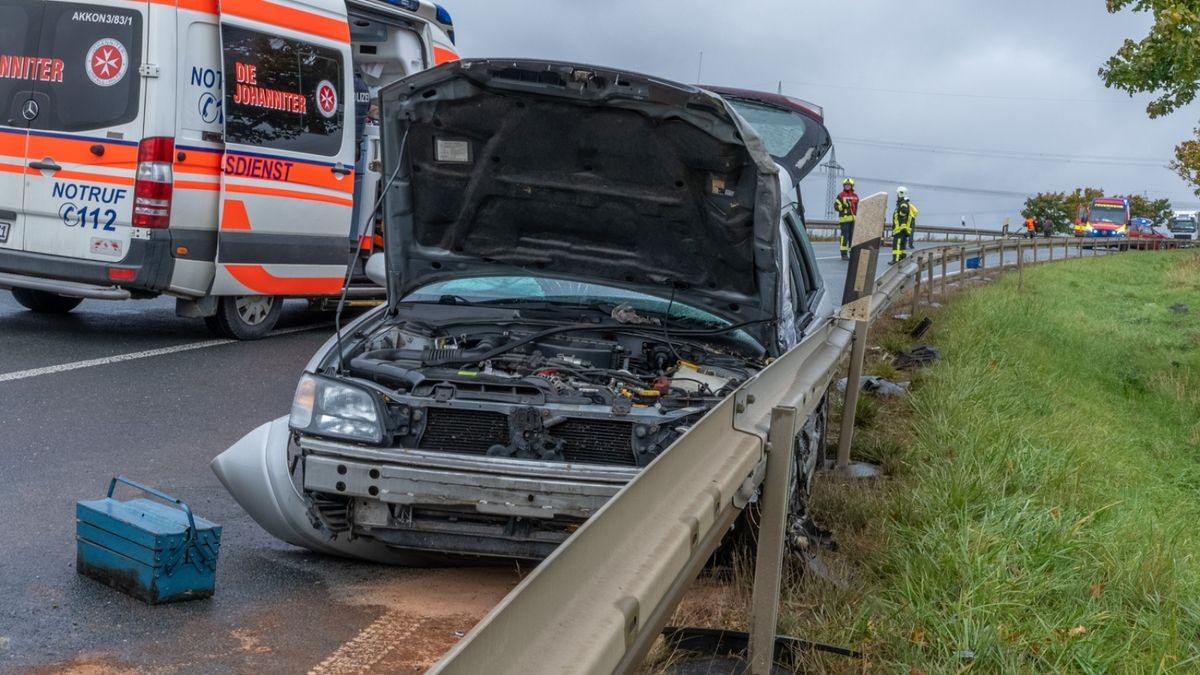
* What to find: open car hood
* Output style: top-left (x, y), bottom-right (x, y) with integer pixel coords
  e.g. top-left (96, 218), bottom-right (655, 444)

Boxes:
top-left (378, 59), bottom-right (830, 342)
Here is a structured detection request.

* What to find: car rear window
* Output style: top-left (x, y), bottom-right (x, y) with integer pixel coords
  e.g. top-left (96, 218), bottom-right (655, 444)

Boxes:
top-left (0, 0), bottom-right (143, 132)
top-left (221, 25), bottom-right (345, 157)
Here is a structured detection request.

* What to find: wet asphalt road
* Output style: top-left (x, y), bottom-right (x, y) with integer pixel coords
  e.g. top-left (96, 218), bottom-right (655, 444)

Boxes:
top-left (0, 238), bottom-right (992, 673)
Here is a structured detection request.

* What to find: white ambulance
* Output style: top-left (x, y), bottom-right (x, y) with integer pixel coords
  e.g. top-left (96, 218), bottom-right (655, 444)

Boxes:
top-left (0, 0), bottom-right (458, 337)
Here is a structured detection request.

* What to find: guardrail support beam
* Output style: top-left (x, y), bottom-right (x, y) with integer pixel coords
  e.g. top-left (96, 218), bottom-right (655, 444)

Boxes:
top-left (748, 406), bottom-right (799, 674)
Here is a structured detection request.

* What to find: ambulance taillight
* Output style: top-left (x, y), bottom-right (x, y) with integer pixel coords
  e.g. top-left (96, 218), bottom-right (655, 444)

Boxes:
top-left (133, 137), bottom-right (175, 229)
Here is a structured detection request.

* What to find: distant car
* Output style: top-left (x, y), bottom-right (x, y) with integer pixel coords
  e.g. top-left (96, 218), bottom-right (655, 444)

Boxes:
top-left (212, 60), bottom-right (836, 562)
top-left (1125, 218), bottom-right (1171, 249)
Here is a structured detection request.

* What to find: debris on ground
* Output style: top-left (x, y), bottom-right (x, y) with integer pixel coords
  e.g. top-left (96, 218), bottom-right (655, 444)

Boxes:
top-left (892, 313), bottom-right (912, 321)
top-left (611, 303), bottom-right (661, 325)
top-left (893, 345), bottom-right (942, 370)
top-left (837, 376), bottom-right (910, 396)
top-left (909, 316), bottom-right (933, 338)
top-left (1170, 303), bottom-right (1188, 314)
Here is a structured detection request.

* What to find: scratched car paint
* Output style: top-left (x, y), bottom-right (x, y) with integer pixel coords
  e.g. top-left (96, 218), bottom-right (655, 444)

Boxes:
top-left (212, 59), bottom-right (834, 562)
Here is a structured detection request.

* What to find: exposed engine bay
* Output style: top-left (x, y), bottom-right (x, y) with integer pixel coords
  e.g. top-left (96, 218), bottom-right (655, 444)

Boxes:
top-left (341, 307), bottom-right (766, 468)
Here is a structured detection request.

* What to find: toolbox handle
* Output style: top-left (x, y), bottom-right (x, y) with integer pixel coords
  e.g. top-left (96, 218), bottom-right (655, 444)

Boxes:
top-left (108, 476), bottom-right (198, 537)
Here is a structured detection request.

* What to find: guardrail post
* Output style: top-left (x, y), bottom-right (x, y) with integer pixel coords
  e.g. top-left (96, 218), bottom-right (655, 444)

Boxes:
top-left (940, 247), bottom-right (947, 297)
top-left (1017, 241), bottom-right (1024, 291)
top-left (911, 254), bottom-right (921, 316)
top-left (959, 244), bottom-right (965, 277)
top-left (748, 406), bottom-right (799, 674)
top-left (926, 251), bottom-right (934, 305)
top-left (836, 193), bottom-right (886, 476)
top-left (1033, 241), bottom-right (1038, 263)
top-left (1048, 239), bottom-right (1054, 261)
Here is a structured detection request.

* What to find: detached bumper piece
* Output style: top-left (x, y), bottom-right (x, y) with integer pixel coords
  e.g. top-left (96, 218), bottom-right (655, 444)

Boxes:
top-left (76, 476), bottom-right (221, 604)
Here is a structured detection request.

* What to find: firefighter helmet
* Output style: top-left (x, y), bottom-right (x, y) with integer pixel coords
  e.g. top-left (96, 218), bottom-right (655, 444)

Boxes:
top-left (843, 177), bottom-right (855, 187)
top-left (897, 186), bottom-right (908, 198)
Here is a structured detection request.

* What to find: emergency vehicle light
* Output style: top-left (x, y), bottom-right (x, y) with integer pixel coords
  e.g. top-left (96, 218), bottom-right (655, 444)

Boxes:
top-left (435, 4), bottom-right (452, 25)
top-left (133, 137), bottom-right (174, 229)
top-left (382, 0), bottom-right (420, 12)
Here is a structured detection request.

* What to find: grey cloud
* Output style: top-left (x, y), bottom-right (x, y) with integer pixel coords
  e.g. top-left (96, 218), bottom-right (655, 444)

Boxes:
top-left (446, 0), bottom-right (1200, 222)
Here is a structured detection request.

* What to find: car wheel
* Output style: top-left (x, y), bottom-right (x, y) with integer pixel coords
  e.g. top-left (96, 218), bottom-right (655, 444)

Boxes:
top-left (11, 288), bottom-right (84, 314)
top-left (204, 295), bottom-right (283, 340)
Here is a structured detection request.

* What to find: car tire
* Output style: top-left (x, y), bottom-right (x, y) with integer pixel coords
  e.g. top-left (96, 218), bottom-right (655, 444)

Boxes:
top-left (204, 295), bottom-right (283, 340)
top-left (11, 288), bottom-right (84, 314)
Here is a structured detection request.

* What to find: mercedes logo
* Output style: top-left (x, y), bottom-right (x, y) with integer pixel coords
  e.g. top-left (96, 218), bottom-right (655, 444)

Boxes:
top-left (21, 99), bottom-right (38, 121)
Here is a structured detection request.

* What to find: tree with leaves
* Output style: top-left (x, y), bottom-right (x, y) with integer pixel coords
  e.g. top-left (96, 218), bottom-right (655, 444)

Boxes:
top-left (1022, 192), bottom-right (1073, 233)
top-left (1125, 194), bottom-right (1174, 224)
top-left (1100, 0), bottom-right (1200, 195)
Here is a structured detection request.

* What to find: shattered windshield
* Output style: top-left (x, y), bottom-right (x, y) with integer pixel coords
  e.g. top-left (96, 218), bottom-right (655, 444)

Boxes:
top-left (406, 276), bottom-right (731, 326)
top-left (721, 97), bottom-right (807, 157)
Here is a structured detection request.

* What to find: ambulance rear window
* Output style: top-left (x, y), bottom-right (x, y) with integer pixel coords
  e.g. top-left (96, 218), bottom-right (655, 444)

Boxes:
top-left (0, 0), bottom-right (143, 132)
top-left (222, 26), bottom-right (345, 157)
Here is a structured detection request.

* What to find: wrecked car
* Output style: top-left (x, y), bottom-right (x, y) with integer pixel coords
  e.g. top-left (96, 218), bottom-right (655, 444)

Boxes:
top-left (212, 60), bottom-right (833, 562)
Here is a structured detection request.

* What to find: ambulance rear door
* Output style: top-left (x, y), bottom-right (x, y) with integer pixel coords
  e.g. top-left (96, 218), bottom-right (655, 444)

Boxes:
top-left (0, 0), bottom-right (44, 253)
top-left (12, 0), bottom-right (146, 264)
top-left (213, 0), bottom-right (356, 297)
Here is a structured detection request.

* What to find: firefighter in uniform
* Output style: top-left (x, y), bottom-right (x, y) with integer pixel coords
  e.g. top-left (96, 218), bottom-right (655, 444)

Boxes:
top-left (891, 186), bottom-right (917, 264)
top-left (834, 178), bottom-right (858, 260)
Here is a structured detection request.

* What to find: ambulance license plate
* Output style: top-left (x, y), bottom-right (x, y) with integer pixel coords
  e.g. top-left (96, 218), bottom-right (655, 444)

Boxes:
top-left (0, 221), bottom-right (9, 244)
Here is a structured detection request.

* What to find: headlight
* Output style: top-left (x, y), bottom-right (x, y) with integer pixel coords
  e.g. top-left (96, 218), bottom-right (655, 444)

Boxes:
top-left (289, 374), bottom-right (384, 444)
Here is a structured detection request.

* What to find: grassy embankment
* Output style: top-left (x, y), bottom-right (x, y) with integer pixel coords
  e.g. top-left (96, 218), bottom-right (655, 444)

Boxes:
top-left (785, 250), bottom-right (1200, 671)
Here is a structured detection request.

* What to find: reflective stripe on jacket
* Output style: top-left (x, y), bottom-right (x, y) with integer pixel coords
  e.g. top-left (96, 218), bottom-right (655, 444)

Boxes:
top-left (893, 199), bottom-right (917, 231)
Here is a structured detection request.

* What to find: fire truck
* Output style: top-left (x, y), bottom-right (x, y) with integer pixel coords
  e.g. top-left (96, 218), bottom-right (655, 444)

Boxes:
top-left (1073, 197), bottom-right (1130, 238)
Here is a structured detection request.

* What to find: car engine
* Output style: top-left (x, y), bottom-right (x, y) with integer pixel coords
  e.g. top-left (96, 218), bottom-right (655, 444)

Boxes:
top-left (343, 317), bottom-right (765, 468)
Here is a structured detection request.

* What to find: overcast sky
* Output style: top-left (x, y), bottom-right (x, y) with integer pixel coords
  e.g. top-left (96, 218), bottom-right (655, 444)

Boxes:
top-left (445, 0), bottom-right (1200, 227)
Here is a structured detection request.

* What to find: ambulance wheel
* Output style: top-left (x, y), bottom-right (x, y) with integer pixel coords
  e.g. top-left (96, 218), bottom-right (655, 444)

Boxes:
top-left (11, 288), bottom-right (83, 314)
top-left (205, 295), bottom-right (282, 340)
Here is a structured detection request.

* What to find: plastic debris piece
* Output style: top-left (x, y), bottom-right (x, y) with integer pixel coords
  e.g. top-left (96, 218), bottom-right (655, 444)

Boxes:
top-left (893, 345), bottom-right (942, 370)
top-left (910, 316), bottom-right (933, 338)
top-left (836, 376), bottom-right (910, 396)
top-left (1170, 303), bottom-right (1188, 314)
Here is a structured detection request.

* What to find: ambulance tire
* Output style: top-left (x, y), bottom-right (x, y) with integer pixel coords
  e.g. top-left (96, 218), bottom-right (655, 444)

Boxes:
top-left (205, 295), bottom-right (283, 340)
top-left (11, 288), bottom-right (83, 314)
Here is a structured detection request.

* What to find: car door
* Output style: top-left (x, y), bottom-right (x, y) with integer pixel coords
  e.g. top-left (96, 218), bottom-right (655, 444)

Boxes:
top-left (0, 0), bottom-right (43, 253)
top-left (18, 0), bottom-right (146, 263)
top-left (211, 0), bottom-right (356, 296)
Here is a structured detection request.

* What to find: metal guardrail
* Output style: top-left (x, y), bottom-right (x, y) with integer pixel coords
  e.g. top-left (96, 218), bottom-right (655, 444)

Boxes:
top-left (807, 217), bottom-right (1010, 242)
top-left (431, 229), bottom-right (1192, 675)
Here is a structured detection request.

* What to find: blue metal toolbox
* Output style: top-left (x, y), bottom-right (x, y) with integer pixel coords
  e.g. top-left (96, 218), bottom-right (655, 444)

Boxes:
top-left (76, 476), bottom-right (221, 604)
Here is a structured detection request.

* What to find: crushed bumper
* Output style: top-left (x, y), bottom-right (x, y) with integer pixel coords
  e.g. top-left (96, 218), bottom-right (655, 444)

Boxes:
top-left (212, 418), bottom-right (639, 562)
top-left (211, 417), bottom-right (432, 565)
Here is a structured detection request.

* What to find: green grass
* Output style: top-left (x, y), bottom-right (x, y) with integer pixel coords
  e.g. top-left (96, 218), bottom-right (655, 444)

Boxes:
top-left (789, 251), bottom-right (1200, 672)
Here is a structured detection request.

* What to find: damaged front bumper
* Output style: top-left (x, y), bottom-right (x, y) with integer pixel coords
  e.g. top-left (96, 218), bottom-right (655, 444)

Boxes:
top-left (211, 417), bottom-right (639, 562)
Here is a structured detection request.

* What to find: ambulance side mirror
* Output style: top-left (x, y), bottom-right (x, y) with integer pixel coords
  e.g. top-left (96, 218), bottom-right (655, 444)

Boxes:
top-left (365, 253), bottom-right (387, 287)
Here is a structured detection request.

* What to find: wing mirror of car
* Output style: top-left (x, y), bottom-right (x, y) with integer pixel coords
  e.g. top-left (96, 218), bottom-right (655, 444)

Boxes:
top-left (365, 252), bottom-right (387, 287)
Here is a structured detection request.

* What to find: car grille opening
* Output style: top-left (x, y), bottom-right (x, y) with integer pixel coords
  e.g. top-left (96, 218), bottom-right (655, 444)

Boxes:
top-left (420, 408), bottom-right (510, 455)
top-left (419, 408), bottom-right (637, 466)
top-left (553, 419), bottom-right (636, 466)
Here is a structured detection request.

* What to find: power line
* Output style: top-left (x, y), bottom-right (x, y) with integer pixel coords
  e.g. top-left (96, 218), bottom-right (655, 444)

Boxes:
top-left (837, 137), bottom-right (1167, 167)
top-left (815, 172), bottom-right (1032, 198)
top-left (775, 79), bottom-right (1130, 105)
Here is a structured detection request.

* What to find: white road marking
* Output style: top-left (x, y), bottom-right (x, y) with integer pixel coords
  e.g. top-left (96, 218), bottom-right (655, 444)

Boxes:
top-left (816, 255), bottom-right (846, 260)
top-left (0, 323), bottom-right (332, 383)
